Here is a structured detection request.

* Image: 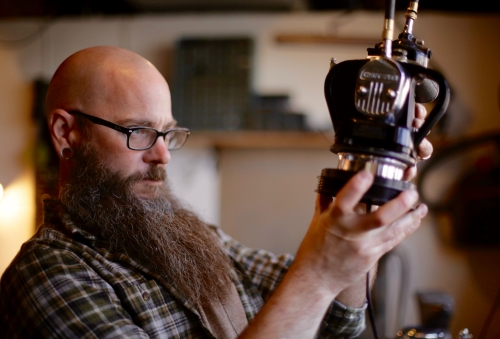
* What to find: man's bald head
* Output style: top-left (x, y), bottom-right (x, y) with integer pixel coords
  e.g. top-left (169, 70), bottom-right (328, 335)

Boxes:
top-left (46, 46), bottom-right (170, 118)
top-left (47, 46), bottom-right (175, 190)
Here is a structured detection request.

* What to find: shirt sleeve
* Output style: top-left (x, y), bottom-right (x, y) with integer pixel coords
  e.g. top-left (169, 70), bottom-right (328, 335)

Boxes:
top-left (316, 300), bottom-right (367, 338)
top-left (213, 226), bottom-right (367, 338)
top-left (0, 246), bottom-right (149, 339)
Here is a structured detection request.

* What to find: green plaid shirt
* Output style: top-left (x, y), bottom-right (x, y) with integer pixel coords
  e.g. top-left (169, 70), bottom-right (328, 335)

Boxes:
top-left (0, 199), bottom-right (366, 338)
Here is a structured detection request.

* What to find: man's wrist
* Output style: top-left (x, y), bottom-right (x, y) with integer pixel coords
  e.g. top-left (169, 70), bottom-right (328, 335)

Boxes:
top-left (335, 264), bottom-right (378, 308)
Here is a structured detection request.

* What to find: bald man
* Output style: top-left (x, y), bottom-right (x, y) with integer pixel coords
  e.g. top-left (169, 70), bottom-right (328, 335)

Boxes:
top-left (0, 46), bottom-right (430, 338)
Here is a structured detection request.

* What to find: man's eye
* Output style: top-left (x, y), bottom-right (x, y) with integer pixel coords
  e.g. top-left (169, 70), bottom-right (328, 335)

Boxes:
top-left (131, 129), bottom-right (145, 135)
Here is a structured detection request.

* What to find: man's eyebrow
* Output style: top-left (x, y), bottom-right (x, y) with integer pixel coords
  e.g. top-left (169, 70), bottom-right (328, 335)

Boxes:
top-left (116, 118), bottom-right (178, 130)
top-left (164, 120), bottom-right (178, 129)
top-left (116, 118), bottom-right (152, 126)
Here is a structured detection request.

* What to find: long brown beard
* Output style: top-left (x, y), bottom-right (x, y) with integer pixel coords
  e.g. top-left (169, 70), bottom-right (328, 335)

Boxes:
top-left (59, 143), bottom-right (234, 307)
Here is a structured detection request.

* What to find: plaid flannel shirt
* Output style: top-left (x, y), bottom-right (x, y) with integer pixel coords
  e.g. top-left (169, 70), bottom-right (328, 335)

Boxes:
top-left (0, 199), bottom-right (366, 338)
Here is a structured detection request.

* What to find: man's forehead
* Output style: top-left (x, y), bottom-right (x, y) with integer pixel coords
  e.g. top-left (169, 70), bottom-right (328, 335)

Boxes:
top-left (89, 66), bottom-right (174, 128)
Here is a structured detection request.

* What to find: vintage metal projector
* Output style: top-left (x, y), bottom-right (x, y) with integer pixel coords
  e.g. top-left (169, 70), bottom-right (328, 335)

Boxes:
top-left (316, 0), bottom-right (450, 206)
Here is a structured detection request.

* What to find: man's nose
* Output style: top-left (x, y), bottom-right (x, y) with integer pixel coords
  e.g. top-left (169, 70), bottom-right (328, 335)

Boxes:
top-left (143, 137), bottom-right (171, 165)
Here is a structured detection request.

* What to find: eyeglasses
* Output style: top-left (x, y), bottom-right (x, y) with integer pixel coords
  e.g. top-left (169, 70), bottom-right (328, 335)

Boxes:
top-left (68, 111), bottom-right (190, 151)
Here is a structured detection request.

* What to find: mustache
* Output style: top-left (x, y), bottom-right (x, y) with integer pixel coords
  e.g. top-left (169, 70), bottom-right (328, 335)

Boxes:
top-left (127, 166), bottom-right (167, 183)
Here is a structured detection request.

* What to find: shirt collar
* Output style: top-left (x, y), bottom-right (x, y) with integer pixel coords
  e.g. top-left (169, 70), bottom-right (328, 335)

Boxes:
top-left (42, 197), bottom-right (97, 243)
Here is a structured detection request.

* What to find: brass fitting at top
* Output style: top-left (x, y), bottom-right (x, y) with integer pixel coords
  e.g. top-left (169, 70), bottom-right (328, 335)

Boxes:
top-left (405, 1), bottom-right (418, 20)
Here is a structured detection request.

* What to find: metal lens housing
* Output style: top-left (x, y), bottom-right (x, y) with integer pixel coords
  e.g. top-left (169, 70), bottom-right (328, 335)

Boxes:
top-left (338, 153), bottom-right (406, 181)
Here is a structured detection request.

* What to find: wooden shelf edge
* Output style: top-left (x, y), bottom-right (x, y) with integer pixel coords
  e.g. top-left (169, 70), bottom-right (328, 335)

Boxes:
top-left (184, 130), bottom-right (335, 149)
top-left (275, 34), bottom-right (379, 46)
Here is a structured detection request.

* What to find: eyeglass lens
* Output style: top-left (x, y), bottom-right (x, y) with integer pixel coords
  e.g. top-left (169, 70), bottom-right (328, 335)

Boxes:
top-left (129, 129), bottom-right (188, 150)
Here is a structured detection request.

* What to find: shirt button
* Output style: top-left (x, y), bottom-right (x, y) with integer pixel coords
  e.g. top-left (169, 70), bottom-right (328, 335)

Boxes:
top-left (142, 292), bottom-right (150, 301)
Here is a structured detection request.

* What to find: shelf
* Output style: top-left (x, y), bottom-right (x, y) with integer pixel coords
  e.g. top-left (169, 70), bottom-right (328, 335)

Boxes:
top-left (184, 130), bottom-right (335, 149)
top-left (275, 34), bottom-right (379, 46)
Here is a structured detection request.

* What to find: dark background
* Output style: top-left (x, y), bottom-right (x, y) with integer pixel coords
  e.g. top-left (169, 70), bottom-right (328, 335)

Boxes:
top-left (1, 0), bottom-right (499, 18)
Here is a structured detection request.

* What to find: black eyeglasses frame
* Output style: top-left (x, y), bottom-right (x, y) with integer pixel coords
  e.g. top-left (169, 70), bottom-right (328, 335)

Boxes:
top-left (68, 110), bottom-right (190, 151)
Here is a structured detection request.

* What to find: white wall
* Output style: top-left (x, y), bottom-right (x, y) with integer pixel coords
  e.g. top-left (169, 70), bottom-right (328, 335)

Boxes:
top-left (1, 10), bottom-right (500, 338)
top-left (220, 148), bottom-right (337, 255)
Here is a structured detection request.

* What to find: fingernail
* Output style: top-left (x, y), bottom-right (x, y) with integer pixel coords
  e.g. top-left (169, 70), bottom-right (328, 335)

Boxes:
top-left (358, 170), bottom-right (373, 181)
top-left (417, 203), bottom-right (428, 216)
top-left (406, 189), bottom-right (418, 201)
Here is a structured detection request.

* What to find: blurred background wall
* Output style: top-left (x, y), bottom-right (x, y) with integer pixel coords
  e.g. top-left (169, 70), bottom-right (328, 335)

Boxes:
top-left (0, 3), bottom-right (499, 337)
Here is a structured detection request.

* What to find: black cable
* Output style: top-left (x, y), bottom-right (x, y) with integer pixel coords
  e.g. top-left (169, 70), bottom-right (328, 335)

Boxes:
top-left (366, 270), bottom-right (380, 339)
top-left (389, 247), bottom-right (411, 329)
top-left (365, 203), bottom-right (380, 339)
top-left (478, 284), bottom-right (500, 339)
top-left (385, 0), bottom-right (395, 20)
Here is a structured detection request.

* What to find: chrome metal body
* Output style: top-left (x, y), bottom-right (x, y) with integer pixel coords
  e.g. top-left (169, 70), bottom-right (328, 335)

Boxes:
top-left (354, 57), bottom-right (410, 116)
top-left (337, 153), bottom-right (407, 180)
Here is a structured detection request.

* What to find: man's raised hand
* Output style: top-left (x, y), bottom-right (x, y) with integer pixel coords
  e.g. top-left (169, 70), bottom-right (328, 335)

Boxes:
top-left (293, 170), bottom-right (427, 296)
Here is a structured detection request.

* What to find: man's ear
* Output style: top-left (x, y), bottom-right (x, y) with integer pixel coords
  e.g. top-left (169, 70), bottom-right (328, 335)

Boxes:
top-left (48, 109), bottom-right (81, 158)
